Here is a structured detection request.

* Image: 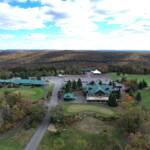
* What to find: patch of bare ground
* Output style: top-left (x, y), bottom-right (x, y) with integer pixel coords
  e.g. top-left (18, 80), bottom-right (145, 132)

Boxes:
top-left (74, 117), bottom-right (113, 134)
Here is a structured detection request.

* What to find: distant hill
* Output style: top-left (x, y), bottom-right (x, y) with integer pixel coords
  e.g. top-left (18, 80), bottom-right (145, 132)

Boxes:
top-left (0, 50), bottom-right (150, 73)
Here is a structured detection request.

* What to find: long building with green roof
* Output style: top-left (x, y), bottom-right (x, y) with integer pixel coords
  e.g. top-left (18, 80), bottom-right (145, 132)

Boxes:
top-left (0, 79), bottom-right (45, 86)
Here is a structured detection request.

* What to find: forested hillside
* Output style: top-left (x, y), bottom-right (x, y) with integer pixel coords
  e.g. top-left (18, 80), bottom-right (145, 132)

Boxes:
top-left (0, 50), bottom-right (150, 76)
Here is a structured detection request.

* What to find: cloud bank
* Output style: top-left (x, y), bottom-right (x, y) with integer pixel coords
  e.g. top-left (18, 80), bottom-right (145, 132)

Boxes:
top-left (0, 0), bottom-right (149, 50)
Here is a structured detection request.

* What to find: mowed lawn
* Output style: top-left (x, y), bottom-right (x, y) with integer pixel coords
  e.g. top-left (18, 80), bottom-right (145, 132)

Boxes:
top-left (63, 103), bottom-right (116, 117)
top-left (0, 86), bottom-right (45, 101)
top-left (108, 73), bottom-right (150, 85)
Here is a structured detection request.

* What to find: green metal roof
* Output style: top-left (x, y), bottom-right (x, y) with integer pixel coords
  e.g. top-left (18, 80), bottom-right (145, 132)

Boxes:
top-left (0, 79), bottom-right (45, 86)
top-left (84, 84), bottom-right (113, 96)
top-left (64, 93), bottom-right (75, 100)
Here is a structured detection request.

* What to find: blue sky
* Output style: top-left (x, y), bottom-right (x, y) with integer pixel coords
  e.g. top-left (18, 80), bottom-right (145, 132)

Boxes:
top-left (0, 0), bottom-right (150, 50)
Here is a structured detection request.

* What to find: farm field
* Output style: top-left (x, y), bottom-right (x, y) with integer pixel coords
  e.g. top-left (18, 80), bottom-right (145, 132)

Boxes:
top-left (0, 128), bottom-right (35, 150)
top-left (63, 103), bottom-right (116, 118)
top-left (0, 86), bottom-right (45, 101)
top-left (108, 73), bottom-right (150, 85)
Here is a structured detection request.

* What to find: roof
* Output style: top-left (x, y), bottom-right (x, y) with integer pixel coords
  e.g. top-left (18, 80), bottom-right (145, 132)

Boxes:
top-left (0, 79), bottom-right (45, 86)
top-left (64, 92), bottom-right (75, 100)
top-left (82, 68), bottom-right (94, 72)
top-left (91, 69), bottom-right (101, 74)
top-left (84, 83), bottom-right (113, 96)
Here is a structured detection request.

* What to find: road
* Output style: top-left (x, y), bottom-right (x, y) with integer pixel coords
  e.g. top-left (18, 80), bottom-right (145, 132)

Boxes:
top-left (25, 78), bottom-right (63, 150)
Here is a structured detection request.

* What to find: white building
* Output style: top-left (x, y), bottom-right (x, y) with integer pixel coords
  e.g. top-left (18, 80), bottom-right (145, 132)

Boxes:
top-left (91, 69), bottom-right (102, 75)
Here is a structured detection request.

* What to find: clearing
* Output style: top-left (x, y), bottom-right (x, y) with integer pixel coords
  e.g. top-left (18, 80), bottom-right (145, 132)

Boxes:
top-left (63, 103), bottom-right (116, 117)
top-left (0, 86), bottom-right (45, 101)
top-left (0, 128), bottom-right (35, 150)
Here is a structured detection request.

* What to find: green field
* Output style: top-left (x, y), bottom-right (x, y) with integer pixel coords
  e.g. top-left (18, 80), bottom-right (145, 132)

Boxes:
top-left (63, 103), bottom-right (116, 117)
top-left (0, 128), bottom-right (35, 150)
top-left (137, 88), bottom-right (150, 109)
top-left (0, 86), bottom-right (45, 101)
top-left (108, 73), bottom-right (150, 85)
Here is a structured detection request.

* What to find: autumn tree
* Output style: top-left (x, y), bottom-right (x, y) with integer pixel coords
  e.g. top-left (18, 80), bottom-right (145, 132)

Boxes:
top-left (118, 107), bottom-right (143, 133)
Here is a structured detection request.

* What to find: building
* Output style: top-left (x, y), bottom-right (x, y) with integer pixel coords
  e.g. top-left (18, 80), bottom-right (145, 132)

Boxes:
top-left (0, 79), bottom-right (45, 86)
top-left (64, 92), bottom-right (76, 101)
top-left (84, 83), bottom-right (120, 103)
top-left (91, 69), bottom-right (102, 75)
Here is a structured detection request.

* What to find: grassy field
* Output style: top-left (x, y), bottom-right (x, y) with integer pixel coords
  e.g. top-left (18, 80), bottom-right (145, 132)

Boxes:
top-left (137, 88), bottom-right (150, 109)
top-left (39, 128), bottom-right (118, 150)
top-left (0, 128), bottom-right (35, 150)
top-left (108, 73), bottom-right (150, 85)
top-left (0, 86), bottom-right (45, 101)
top-left (63, 103), bottom-right (116, 117)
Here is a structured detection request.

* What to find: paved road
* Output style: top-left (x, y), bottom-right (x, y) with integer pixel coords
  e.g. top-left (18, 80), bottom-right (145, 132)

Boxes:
top-left (25, 78), bottom-right (63, 150)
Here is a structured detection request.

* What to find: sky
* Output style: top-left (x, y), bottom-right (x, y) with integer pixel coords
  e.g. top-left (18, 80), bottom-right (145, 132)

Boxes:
top-left (0, 0), bottom-right (150, 50)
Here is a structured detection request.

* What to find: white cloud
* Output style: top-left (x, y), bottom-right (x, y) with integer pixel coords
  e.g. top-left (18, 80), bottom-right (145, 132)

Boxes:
top-left (0, 2), bottom-right (53, 30)
top-left (0, 0), bottom-right (150, 50)
top-left (16, 0), bottom-right (27, 3)
top-left (25, 33), bottom-right (49, 40)
top-left (0, 34), bottom-right (15, 40)
top-left (96, 0), bottom-right (150, 26)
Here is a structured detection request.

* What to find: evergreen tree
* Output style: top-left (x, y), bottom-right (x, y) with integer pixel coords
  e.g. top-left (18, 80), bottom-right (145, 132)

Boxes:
top-left (109, 81), bottom-right (112, 86)
top-left (138, 80), bottom-right (148, 89)
top-left (99, 80), bottom-right (102, 85)
top-left (138, 81), bottom-right (143, 89)
top-left (77, 78), bottom-right (82, 88)
top-left (72, 80), bottom-right (77, 89)
top-left (142, 80), bottom-right (148, 88)
top-left (135, 92), bottom-right (142, 103)
top-left (115, 90), bottom-right (121, 99)
top-left (108, 92), bottom-right (118, 107)
top-left (89, 81), bottom-right (95, 85)
top-left (65, 80), bottom-right (71, 92)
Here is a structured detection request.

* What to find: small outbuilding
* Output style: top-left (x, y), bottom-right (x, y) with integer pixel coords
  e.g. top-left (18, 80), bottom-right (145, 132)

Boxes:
top-left (48, 124), bottom-right (57, 133)
top-left (64, 92), bottom-right (75, 101)
top-left (91, 69), bottom-right (101, 75)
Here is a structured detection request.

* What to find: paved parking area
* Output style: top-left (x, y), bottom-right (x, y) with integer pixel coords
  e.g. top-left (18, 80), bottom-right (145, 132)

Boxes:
top-left (42, 74), bottom-right (111, 84)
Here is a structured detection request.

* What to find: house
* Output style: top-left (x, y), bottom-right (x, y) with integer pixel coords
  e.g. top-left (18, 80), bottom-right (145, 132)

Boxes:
top-left (64, 92), bottom-right (76, 101)
top-left (84, 83), bottom-right (120, 103)
top-left (91, 69), bottom-right (101, 75)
